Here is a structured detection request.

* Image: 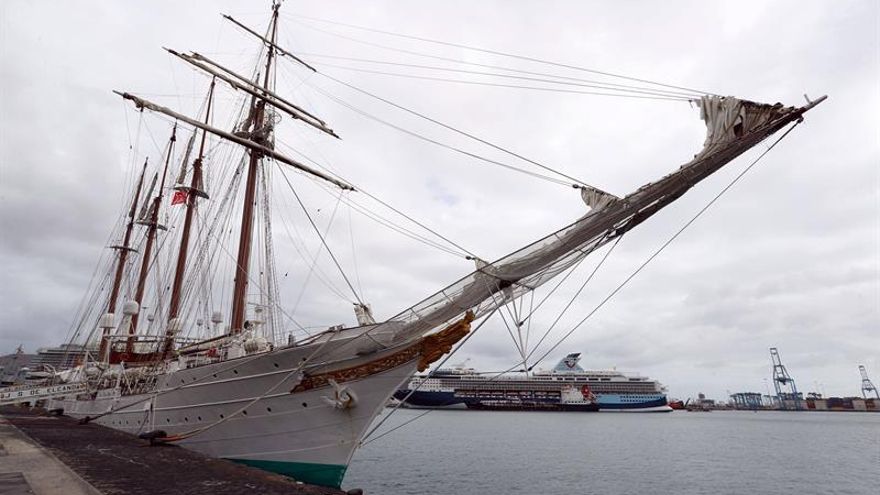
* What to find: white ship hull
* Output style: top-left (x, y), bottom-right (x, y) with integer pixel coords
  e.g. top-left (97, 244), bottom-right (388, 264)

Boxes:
top-left (50, 336), bottom-right (427, 487)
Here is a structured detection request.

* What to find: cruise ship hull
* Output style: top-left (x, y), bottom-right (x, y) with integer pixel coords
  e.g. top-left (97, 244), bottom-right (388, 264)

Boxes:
top-left (396, 390), bottom-right (668, 412)
top-left (395, 353), bottom-right (671, 413)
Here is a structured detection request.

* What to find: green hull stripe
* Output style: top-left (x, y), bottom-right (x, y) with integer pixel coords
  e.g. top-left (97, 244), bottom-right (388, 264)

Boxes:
top-left (227, 458), bottom-right (348, 488)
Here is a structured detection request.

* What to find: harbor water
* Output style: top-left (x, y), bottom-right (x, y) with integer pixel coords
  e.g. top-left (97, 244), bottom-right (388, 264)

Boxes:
top-left (345, 409), bottom-right (880, 494)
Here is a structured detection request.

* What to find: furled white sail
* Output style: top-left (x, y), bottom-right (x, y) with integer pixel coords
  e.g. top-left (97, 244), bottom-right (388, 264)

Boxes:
top-left (580, 186), bottom-right (619, 210)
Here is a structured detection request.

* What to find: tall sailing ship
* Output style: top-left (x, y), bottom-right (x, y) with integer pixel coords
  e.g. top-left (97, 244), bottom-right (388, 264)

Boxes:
top-left (0, 2), bottom-right (824, 489)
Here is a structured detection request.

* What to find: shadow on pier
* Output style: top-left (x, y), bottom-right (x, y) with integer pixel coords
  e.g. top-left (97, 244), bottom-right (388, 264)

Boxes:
top-left (0, 406), bottom-right (345, 495)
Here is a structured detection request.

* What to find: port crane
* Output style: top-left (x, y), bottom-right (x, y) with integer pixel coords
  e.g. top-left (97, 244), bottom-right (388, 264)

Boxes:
top-left (770, 347), bottom-right (801, 410)
top-left (859, 365), bottom-right (879, 399)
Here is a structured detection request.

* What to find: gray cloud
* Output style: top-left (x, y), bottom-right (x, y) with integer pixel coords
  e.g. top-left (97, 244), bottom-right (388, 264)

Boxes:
top-left (1, 0), bottom-right (877, 402)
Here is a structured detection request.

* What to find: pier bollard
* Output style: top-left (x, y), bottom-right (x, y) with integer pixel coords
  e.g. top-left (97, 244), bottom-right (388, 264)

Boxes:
top-left (138, 430), bottom-right (169, 446)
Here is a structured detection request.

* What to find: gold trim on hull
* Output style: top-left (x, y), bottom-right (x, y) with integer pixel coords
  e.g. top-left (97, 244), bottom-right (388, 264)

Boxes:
top-left (292, 311), bottom-right (475, 393)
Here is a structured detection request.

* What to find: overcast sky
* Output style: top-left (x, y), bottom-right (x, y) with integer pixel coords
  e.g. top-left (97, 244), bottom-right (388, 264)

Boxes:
top-left (1, 0), bottom-right (877, 401)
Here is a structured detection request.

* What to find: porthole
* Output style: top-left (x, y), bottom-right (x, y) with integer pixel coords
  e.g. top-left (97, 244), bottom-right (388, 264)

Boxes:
top-left (266, 407), bottom-right (272, 413)
top-left (242, 410), bottom-right (248, 416)
top-left (197, 416), bottom-right (202, 421)
top-left (184, 417), bottom-right (189, 422)
top-left (302, 402), bottom-right (308, 408)
top-left (233, 370), bottom-right (238, 375)
top-left (219, 414), bottom-right (224, 419)
top-left (212, 374), bottom-right (217, 378)
top-left (166, 418), bottom-right (170, 423)
top-left (273, 363), bottom-right (279, 368)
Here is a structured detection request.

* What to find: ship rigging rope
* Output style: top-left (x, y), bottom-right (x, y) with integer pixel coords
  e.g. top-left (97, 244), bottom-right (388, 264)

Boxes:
top-left (284, 13), bottom-right (712, 97)
top-left (65, 108), bottom-right (149, 351)
top-left (521, 119), bottom-right (805, 374)
top-left (318, 63), bottom-right (692, 102)
top-left (293, 36), bottom-right (696, 101)
top-left (302, 53), bottom-right (698, 100)
top-left (254, 42), bottom-right (558, 259)
top-left (271, 127), bottom-right (475, 259)
top-left (490, 275), bottom-right (540, 364)
top-left (514, 244), bottom-right (593, 327)
top-left (271, 182), bottom-right (354, 305)
top-left (272, 180), bottom-right (354, 305)
top-left (274, 19), bottom-right (706, 201)
top-left (486, 230), bottom-right (619, 370)
top-left (283, 51), bottom-right (584, 190)
top-left (272, 65), bottom-right (479, 260)
top-left (66, 260), bottom-right (114, 360)
top-left (483, 235), bottom-right (618, 372)
top-left (348, 206), bottom-right (365, 298)
top-left (310, 85), bottom-right (574, 187)
top-left (195, 192), bottom-right (319, 335)
top-left (277, 164), bottom-right (365, 305)
top-left (316, 72), bottom-right (596, 188)
top-left (273, 69), bottom-right (477, 260)
top-left (482, 279), bottom-right (527, 362)
top-left (307, 175), bottom-right (467, 257)
top-left (287, 181), bottom-right (356, 310)
top-left (120, 107), bottom-right (145, 214)
top-left (517, 235), bottom-right (624, 368)
top-left (66, 220), bottom-right (123, 343)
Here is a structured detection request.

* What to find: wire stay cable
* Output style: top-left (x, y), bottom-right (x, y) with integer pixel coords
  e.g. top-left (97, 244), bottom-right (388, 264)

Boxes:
top-left (277, 162), bottom-right (365, 305)
top-left (299, 52), bottom-right (700, 99)
top-left (308, 84), bottom-right (575, 187)
top-left (318, 72), bottom-right (601, 188)
top-left (526, 120), bottom-right (803, 371)
top-left (304, 53), bottom-right (695, 100)
top-left (319, 63), bottom-right (690, 102)
top-left (287, 13), bottom-right (714, 95)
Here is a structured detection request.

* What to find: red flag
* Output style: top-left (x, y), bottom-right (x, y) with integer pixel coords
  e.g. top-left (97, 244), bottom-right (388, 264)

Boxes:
top-left (171, 190), bottom-right (188, 205)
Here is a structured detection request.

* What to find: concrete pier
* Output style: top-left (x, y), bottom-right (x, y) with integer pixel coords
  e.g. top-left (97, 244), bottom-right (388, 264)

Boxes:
top-left (0, 406), bottom-right (346, 495)
top-left (0, 411), bottom-right (100, 494)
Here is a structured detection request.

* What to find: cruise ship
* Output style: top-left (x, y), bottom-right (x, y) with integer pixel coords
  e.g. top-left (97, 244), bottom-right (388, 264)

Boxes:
top-left (395, 353), bottom-right (671, 412)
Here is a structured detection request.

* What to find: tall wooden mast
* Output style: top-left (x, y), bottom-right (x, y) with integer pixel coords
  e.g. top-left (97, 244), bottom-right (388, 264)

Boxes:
top-left (163, 80), bottom-right (215, 356)
top-left (229, 4), bottom-right (280, 334)
top-left (126, 124), bottom-right (177, 354)
top-left (99, 158), bottom-right (148, 359)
